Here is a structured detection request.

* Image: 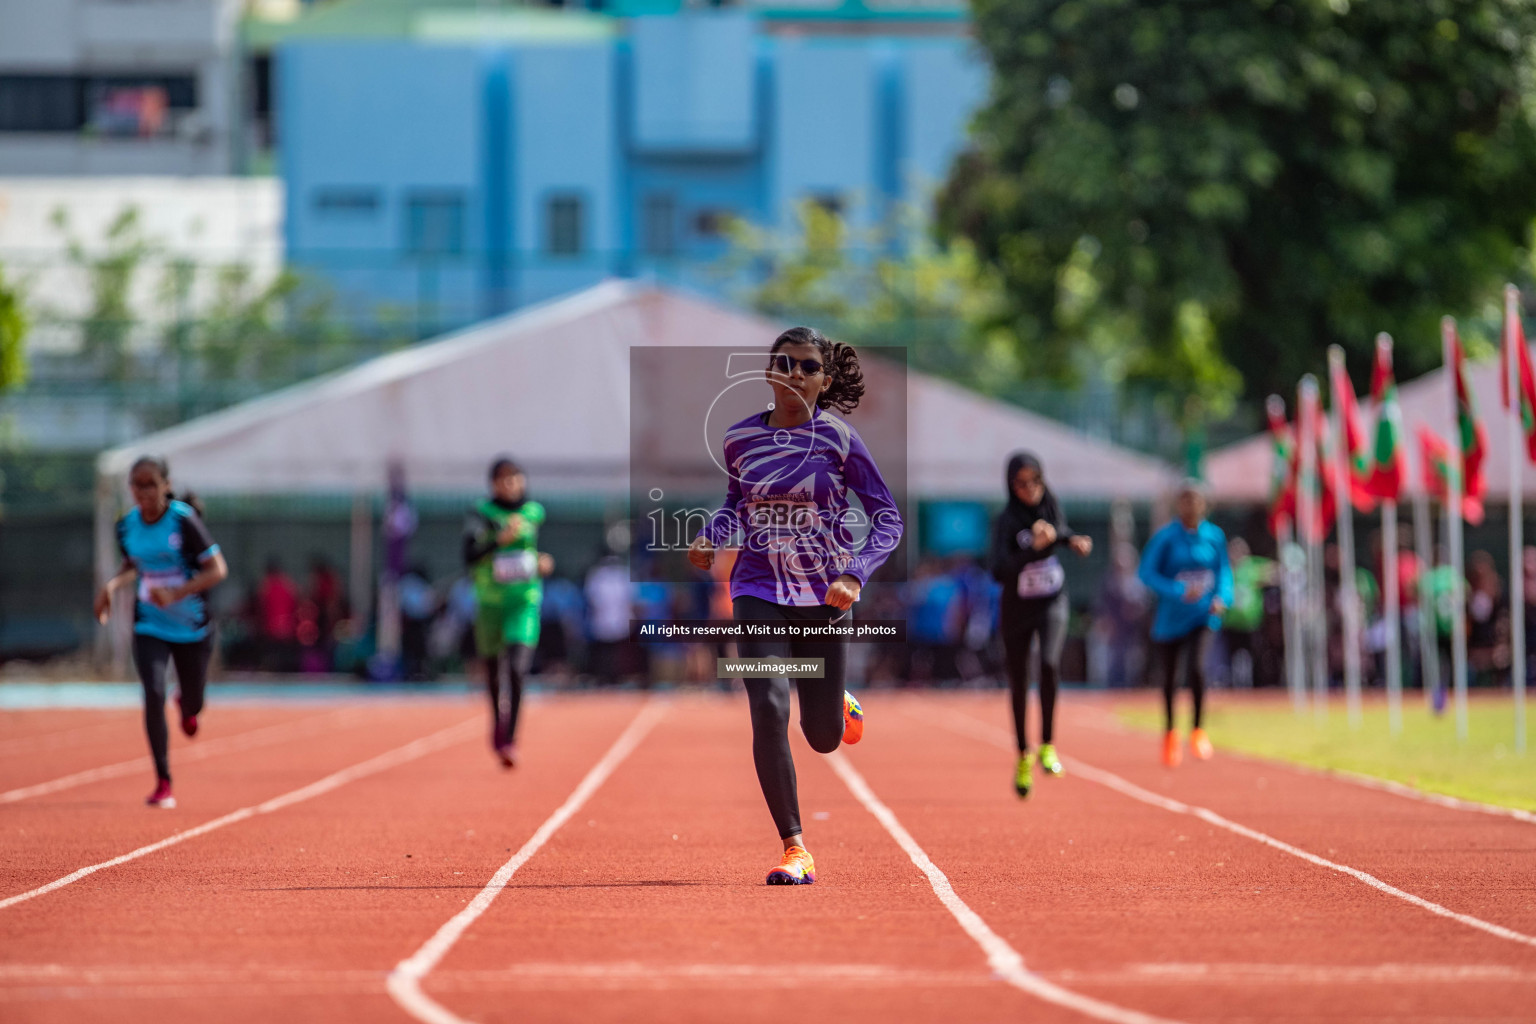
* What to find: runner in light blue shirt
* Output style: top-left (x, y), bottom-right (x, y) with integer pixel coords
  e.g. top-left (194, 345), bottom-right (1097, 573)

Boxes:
top-left (95, 456), bottom-right (228, 808)
top-left (1138, 479), bottom-right (1231, 767)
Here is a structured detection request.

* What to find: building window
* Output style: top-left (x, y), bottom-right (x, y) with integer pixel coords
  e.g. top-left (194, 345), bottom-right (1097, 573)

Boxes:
top-left (0, 76), bottom-right (82, 132)
top-left (546, 194), bottom-right (584, 256)
top-left (807, 193), bottom-right (844, 218)
top-left (314, 187), bottom-right (382, 216)
top-left (406, 192), bottom-right (466, 257)
top-left (642, 194), bottom-right (677, 257)
top-left (0, 74), bottom-right (196, 135)
top-left (693, 208), bottom-right (733, 238)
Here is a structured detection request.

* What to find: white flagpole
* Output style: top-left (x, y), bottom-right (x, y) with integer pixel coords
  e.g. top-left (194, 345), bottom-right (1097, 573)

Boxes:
top-left (1281, 518), bottom-right (1307, 715)
top-left (1329, 347), bottom-right (1363, 728)
top-left (1444, 318), bottom-right (1470, 741)
top-left (1413, 488), bottom-right (1441, 710)
top-left (1376, 334), bottom-right (1403, 736)
top-left (1503, 287), bottom-right (1527, 754)
top-left (1270, 396), bottom-right (1307, 716)
top-left (1300, 376), bottom-right (1328, 719)
top-left (1383, 498), bottom-right (1402, 735)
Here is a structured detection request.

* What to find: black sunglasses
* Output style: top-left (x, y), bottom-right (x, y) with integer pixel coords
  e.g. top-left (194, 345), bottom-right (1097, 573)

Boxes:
top-left (769, 354), bottom-right (825, 376)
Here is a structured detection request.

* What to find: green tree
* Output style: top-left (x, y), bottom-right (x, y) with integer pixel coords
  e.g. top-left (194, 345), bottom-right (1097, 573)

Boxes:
top-left (52, 206), bottom-right (154, 381)
top-left (940, 0), bottom-right (1536, 410)
top-left (724, 202), bottom-right (1020, 399)
top-left (0, 264), bottom-right (26, 391)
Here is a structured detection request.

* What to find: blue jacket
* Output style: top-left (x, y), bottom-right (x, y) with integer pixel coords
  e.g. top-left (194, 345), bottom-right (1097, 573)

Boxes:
top-left (1138, 519), bottom-right (1233, 642)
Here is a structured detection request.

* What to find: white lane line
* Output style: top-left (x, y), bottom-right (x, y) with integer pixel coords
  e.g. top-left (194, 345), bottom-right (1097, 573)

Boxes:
top-left (0, 716), bottom-right (480, 910)
top-left (927, 707), bottom-right (1536, 951)
top-left (0, 719), bottom-right (130, 758)
top-left (7, 959), bottom-right (1533, 1004)
top-left (387, 700), bottom-right (666, 1024)
top-left (0, 962), bottom-right (991, 1002)
top-left (0, 706), bottom-right (381, 804)
top-left (827, 751), bottom-right (1186, 1024)
top-left (1051, 962), bottom-right (1536, 985)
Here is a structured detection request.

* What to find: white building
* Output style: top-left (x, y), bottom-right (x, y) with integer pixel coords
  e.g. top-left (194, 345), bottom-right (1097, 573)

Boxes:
top-left (0, 0), bottom-right (248, 176)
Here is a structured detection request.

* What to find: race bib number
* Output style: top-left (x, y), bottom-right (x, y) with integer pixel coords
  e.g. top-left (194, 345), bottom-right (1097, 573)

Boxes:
top-left (1176, 569), bottom-right (1215, 598)
top-left (493, 550), bottom-right (537, 584)
top-left (138, 569), bottom-right (186, 604)
top-left (1017, 557), bottom-right (1066, 599)
top-left (745, 499), bottom-right (818, 532)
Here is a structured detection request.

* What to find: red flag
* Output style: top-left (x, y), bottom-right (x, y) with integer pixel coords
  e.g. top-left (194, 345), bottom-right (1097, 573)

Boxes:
top-left (1362, 335), bottom-right (1407, 501)
top-left (1500, 285), bottom-right (1536, 462)
top-left (1328, 354), bottom-right (1376, 512)
top-left (1447, 320), bottom-right (1488, 507)
top-left (1418, 424), bottom-right (1485, 525)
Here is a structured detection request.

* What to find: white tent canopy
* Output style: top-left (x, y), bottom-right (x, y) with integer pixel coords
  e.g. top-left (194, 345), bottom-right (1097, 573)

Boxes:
top-left (99, 280), bottom-right (1175, 502)
top-left (1208, 353), bottom-right (1536, 505)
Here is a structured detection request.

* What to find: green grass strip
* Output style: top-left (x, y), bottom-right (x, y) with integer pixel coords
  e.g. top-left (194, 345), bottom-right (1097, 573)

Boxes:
top-left (1118, 695), bottom-right (1535, 814)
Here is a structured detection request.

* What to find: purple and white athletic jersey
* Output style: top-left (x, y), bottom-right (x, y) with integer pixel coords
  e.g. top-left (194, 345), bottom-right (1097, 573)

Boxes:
top-left (699, 407), bottom-right (903, 607)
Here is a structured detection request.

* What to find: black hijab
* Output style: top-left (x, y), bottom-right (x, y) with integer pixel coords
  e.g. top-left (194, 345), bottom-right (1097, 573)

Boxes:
top-left (1001, 451), bottom-right (1063, 533)
top-left (488, 456), bottom-right (527, 512)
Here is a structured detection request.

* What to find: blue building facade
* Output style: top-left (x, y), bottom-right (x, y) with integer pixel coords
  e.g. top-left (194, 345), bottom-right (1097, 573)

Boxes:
top-left (278, 5), bottom-right (987, 330)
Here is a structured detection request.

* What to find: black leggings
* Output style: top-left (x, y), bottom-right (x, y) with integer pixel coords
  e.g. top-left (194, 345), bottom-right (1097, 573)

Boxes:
top-left (734, 596), bottom-right (848, 841)
top-left (485, 644), bottom-right (533, 750)
top-left (1153, 627), bottom-right (1213, 732)
top-left (132, 633), bottom-right (212, 782)
top-left (1000, 593), bottom-right (1068, 752)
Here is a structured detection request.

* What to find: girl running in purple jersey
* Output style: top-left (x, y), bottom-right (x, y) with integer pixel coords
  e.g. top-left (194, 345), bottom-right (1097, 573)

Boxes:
top-left (688, 327), bottom-right (903, 885)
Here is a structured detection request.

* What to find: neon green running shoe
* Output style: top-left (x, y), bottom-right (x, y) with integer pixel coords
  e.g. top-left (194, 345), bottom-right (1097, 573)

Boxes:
top-left (1038, 743), bottom-right (1063, 777)
top-left (1014, 752), bottom-right (1034, 799)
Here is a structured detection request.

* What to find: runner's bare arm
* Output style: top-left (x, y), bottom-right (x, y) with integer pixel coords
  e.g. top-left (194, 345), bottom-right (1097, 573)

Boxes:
top-left (93, 559), bottom-right (138, 622)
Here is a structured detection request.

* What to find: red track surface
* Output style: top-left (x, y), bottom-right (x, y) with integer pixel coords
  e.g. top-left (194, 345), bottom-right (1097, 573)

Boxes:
top-left (3, 690), bottom-right (1535, 1023)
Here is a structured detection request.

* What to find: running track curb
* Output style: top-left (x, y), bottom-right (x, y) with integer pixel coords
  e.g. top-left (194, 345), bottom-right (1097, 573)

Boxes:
top-left (386, 699), bottom-right (667, 1024)
top-left (926, 707), bottom-right (1536, 951)
top-left (0, 716), bottom-right (481, 910)
top-left (1071, 702), bottom-right (1536, 825)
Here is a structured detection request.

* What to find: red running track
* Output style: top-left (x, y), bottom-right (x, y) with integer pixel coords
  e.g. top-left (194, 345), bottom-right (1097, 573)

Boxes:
top-left (1, 690), bottom-right (1534, 1023)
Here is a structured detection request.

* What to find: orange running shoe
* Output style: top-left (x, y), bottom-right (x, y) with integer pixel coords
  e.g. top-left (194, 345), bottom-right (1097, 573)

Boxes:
top-left (766, 845), bottom-right (817, 885)
top-left (1190, 728), bottom-right (1213, 761)
top-left (1161, 730), bottom-right (1182, 768)
top-left (842, 691), bottom-right (864, 745)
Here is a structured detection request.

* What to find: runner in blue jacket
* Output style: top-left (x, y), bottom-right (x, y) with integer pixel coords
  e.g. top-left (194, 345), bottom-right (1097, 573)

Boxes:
top-left (1138, 480), bottom-right (1232, 767)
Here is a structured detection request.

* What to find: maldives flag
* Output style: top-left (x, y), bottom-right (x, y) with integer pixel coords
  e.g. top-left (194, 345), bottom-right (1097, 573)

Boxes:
top-left (1363, 334), bottom-right (1408, 501)
top-left (1499, 284), bottom-right (1536, 462)
top-left (1328, 354), bottom-right (1376, 511)
top-left (1446, 319), bottom-right (1488, 509)
top-left (1265, 395), bottom-right (1295, 537)
top-left (1418, 424), bottom-right (1485, 525)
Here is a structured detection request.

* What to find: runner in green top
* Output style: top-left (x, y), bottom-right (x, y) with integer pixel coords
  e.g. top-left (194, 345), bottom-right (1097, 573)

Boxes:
top-left (462, 457), bottom-right (552, 768)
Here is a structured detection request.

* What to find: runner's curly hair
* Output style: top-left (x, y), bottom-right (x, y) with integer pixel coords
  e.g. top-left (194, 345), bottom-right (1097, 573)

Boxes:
top-left (769, 326), bottom-right (865, 414)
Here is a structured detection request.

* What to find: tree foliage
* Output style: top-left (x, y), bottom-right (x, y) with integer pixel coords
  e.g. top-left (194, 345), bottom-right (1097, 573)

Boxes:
top-left (43, 203), bottom-right (388, 389)
top-left (0, 264), bottom-right (26, 392)
top-left (724, 202), bottom-right (1024, 399)
top-left (940, 0), bottom-right (1536, 408)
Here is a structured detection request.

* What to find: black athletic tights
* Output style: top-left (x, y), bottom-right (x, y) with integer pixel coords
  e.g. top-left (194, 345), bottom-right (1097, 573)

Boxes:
top-left (734, 595), bottom-right (847, 841)
top-left (132, 633), bottom-right (212, 783)
top-left (485, 644), bottom-right (533, 750)
top-left (1153, 627), bottom-right (1213, 732)
top-left (1000, 593), bottom-right (1068, 753)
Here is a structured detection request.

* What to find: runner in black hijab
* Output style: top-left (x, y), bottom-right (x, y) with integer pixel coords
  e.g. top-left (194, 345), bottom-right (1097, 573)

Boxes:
top-left (989, 451), bottom-right (1091, 797)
